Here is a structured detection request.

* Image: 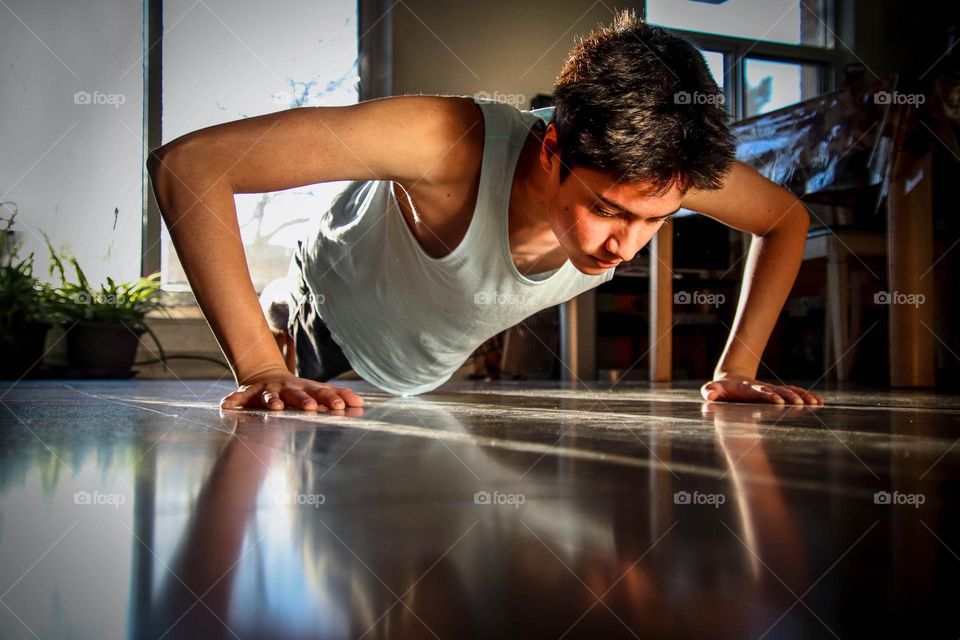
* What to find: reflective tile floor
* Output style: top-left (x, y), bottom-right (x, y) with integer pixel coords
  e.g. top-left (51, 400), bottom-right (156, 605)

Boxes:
top-left (1, 379), bottom-right (959, 639)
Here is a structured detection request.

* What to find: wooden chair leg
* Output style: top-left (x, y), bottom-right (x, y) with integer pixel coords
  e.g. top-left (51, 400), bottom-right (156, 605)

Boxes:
top-left (823, 297), bottom-right (834, 381)
top-left (827, 255), bottom-right (850, 382)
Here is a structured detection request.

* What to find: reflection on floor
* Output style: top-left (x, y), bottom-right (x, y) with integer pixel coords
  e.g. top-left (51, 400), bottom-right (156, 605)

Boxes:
top-left (0, 379), bottom-right (958, 639)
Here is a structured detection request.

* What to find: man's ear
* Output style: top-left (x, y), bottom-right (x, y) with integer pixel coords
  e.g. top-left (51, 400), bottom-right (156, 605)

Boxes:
top-left (539, 123), bottom-right (562, 173)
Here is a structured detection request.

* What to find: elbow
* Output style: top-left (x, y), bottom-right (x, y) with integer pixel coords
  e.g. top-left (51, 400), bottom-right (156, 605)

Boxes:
top-left (146, 142), bottom-right (193, 225)
top-left (147, 136), bottom-right (226, 191)
top-left (797, 201), bottom-right (811, 231)
top-left (763, 200), bottom-right (810, 239)
top-left (146, 147), bottom-right (162, 177)
top-left (147, 142), bottom-right (180, 179)
top-left (790, 201), bottom-right (811, 237)
top-left (147, 139), bottom-right (212, 202)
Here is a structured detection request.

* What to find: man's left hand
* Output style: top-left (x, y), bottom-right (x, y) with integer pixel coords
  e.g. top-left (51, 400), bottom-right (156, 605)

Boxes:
top-left (701, 374), bottom-right (824, 405)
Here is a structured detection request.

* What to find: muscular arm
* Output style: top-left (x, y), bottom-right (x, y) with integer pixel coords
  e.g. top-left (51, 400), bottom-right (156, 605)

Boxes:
top-left (148, 96), bottom-right (477, 409)
top-left (680, 161), bottom-right (823, 405)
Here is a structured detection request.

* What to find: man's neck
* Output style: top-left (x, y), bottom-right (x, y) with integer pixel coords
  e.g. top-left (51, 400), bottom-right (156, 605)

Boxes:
top-left (508, 124), bottom-right (568, 273)
top-left (510, 124), bottom-right (552, 239)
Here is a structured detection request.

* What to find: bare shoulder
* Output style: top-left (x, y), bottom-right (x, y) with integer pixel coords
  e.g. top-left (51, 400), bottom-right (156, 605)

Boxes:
top-left (389, 96), bottom-right (487, 258)
top-left (398, 94), bottom-right (484, 187)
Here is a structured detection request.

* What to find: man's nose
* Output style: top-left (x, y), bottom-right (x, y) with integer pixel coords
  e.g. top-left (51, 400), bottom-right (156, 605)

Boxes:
top-left (604, 237), bottom-right (629, 261)
top-left (606, 228), bottom-right (655, 262)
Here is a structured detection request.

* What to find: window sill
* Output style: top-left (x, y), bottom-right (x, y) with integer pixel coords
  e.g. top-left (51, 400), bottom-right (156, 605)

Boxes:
top-left (148, 305), bottom-right (207, 321)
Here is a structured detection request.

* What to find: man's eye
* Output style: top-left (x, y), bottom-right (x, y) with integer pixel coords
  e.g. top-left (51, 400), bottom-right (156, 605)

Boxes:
top-left (593, 208), bottom-right (619, 218)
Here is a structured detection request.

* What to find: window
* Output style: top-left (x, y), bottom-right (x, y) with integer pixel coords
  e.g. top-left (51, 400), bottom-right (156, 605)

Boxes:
top-left (701, 50), bottom-right (726, 89)
top-left (744, 57), bottom-right (822, 118)
top-left (157, 0), bottom-right (360, 292)
top-left (646, 0), bottom-right (837, 121)
top-left (646, 0), bottom-right (833, 48)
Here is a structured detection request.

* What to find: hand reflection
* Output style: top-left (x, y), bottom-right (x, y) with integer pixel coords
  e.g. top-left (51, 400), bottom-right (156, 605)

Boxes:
top-left (149, 411), bottom-right (285, 638)
top-left (701, 399), bottom-right (810, 592)
top-left (219, 404), bottom-right (365, 420)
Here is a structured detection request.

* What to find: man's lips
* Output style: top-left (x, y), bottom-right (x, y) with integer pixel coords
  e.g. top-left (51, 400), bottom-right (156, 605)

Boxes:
top-left (590, 255), bottom-right (622, 268)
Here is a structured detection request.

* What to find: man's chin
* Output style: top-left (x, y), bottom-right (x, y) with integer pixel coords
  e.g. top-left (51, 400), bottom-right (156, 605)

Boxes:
top-left (570, 257), bottom-right (607, 275)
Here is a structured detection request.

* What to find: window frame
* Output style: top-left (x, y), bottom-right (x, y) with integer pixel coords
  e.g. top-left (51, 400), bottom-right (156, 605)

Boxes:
top-left (647, 2), bottom-right (842, 121)
top-left (139, 0), bottom-right (392, 299)
top-left (644, 3), bottom-right (843, 228)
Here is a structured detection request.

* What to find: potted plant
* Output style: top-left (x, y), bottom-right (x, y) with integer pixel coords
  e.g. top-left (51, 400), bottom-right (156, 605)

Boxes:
top-left (46, 238), bottom-right (167, 376)
top-left (0, 207), bottom-right (53, 379)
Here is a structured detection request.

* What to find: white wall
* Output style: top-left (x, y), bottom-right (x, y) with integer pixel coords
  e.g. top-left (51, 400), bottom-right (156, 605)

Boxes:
top-left (0, 0), bottom-right (143, 286)
top-left (392, 0), bottom-right (628, 101)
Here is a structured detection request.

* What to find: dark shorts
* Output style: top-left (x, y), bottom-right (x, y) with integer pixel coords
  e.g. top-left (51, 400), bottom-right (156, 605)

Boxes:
top-left (289, 241), bottom-right (353, 382)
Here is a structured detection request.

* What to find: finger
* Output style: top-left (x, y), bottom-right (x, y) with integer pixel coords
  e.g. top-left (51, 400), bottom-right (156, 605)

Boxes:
top-left (280, 388), bottom-right (318, 411)
top-left (701, 382), bottom-right (724, 402)
top-left (220, 384), bottom-right (262, 409)
top-left (769, 386), bottom-right (804, 405)
top-left (705, 382), bottom-right (780, 404)
top-left (787, 385), bottom-right (822, 405)
top-left (307, 387), bottom-right (346, 410)
top-left (332, 386), bottom-right (364, 407)
top-left (735, 380), bottom-right (782, 404)
top-left (754, 385), bottom-right (786, 404)
top-left (220, 393), bottom-right (243, 410)
top-left (260, 387), bottom-right (285, 411)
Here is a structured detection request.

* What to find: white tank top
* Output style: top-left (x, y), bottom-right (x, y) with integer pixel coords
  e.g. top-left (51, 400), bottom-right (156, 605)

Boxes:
top-left (301, 97), bottom-right (614, 395)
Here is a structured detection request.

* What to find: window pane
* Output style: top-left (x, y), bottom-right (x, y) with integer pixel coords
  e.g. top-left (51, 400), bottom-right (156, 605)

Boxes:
top-left (702, 50), bottom-right (725, 89)
top-left (646, 0), bottom-right (832, 48)
top-left (161, 0), bottom-right (359, 291)
top-left (676, 49), bottom-right (728, 219)
top-left (744, 57), bottom-right (820, 118)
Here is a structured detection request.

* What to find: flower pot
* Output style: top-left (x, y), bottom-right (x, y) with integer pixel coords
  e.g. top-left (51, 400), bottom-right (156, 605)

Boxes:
top-left (0, 322), bottom-right (50, 379)
top-left (66, 322), bottom-right (144, 374)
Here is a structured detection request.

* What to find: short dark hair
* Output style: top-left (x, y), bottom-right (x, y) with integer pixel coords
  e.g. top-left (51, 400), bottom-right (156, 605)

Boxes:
top-left (552, 9), bottom-right (736, 194)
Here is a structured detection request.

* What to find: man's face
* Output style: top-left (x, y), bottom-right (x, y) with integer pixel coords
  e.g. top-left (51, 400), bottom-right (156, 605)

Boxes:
top-left (539, 128), bottom-right (685, 275)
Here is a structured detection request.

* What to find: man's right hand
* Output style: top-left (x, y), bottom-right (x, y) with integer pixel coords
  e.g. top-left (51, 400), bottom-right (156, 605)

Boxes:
top-left (220, 368), bottom-right (365, 412)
